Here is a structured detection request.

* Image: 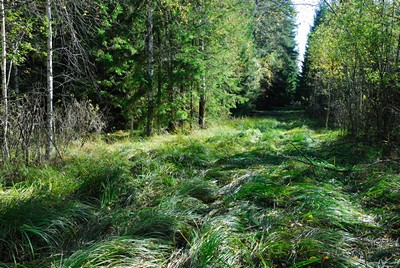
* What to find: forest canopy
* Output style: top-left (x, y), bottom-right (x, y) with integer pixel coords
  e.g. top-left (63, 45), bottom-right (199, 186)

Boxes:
top-left (0, 0), bottom-right (300, 162)
top-left (3, 0), bottom-right (399, 159)
top-left (300, 0), bottom-right (400, 143)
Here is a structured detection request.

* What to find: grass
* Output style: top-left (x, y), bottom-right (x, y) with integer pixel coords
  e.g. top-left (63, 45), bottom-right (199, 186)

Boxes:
top-left (0, 109), bottom-right (399, 267)
top-left (62, 237), bottom-right (171, 268)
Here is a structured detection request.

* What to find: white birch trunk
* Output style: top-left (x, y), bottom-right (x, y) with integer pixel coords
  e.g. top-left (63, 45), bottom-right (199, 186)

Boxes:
top-left (46, 0), bottom-right (54, 159)
top-left (1, 0), bottom-right (8, 159)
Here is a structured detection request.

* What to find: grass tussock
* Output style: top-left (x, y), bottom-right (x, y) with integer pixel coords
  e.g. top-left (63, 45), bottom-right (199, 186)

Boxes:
top-left (1, 109), bottom-right (399, 267)
top-left (62, 237), bottom-right (171, 268)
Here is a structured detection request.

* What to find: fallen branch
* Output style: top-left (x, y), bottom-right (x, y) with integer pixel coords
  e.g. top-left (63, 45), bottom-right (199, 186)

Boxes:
top-left (365, 158), bottom-right (400, 167)
top-left (286, 142), bottom-right (351, 173)
top-left (290, 142), bottom-right (315, 167)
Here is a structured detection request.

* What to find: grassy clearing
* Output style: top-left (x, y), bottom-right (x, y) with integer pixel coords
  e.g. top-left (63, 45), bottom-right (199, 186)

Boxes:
top-left (0, 109), bottom-right (399, 267)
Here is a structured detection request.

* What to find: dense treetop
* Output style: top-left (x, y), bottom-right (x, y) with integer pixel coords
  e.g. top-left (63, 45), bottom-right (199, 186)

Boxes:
top-left (300, 0), bottom-right (400, 143)
top-left (1, 0), bottom-right (297, 131)
top-left (1, 0), bottom-right (400, 156)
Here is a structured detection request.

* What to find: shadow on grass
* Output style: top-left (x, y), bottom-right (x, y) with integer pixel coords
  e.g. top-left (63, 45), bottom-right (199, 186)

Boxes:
top-left (258, 109), bottom-right (321, 130)
top-left (264, 109), bottom-right (389, 167)
top-left (3, 107), bottom-right (399, 267)
top-left (0, 196), bottom-right (93, 263)
top-left (214, 150), bottom-right (286, 170)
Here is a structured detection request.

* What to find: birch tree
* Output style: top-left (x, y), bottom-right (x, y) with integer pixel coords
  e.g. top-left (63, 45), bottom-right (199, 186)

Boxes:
top-left (46, 0), bottom-right (53, 159)
top-left (304, 0), bottom-right (400, 142)
top-left (1, 0), bottom-right (8, 159)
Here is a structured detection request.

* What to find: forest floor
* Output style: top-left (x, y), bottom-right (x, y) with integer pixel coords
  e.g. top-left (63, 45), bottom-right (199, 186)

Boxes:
top-left (0, 109), bottom-right (399, 267)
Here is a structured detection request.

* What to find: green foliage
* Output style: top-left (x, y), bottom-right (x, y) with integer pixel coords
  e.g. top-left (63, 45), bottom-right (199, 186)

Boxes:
top-left (178, 177), bottom-right (217, 204)
top-left (254, 0), bottom-right (299, 109)
top-left (67, 153), bottom-right (130, 204)
top-left (1, 109), bottom-right (399, 267)
top-left (62, 237), bottom-right (170, 268)
top-left (0, 196), bottom-right (92, 263)
top-left (91, 0), bottom-right (264, 131)
top-left (1, 0), bottom-right (301, 138)
top-left (302, 0), bottom-right (400, 141)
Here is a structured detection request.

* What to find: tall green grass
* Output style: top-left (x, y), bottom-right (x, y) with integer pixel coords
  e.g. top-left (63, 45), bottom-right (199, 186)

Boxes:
top-left (62, 237), bottom-right (171, 268)
top-left (1, 110), bottom-right (399, 267)
top-left (0, 197), bottom-right (92, 264)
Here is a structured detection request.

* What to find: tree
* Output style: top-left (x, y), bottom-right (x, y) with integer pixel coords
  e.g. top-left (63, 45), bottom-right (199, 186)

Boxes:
top-left (145, 0), bottom-right (155, 136)
top-left (0, 0), bottom-right (301, 143)
top-left (297, 2), bottom-right (328, 106)
top-left (46, 0), bottom-right (53, 158)
top-left (1, 0), bottom-right (8, 159)
top-left (254, 0), bottom-right (299, 109)
top-left (92, 0), bottom-right (260, 133)
top-left (0, 0), bottom-right (105, 162)
top-left (303, 0), bottom-right (400, 142)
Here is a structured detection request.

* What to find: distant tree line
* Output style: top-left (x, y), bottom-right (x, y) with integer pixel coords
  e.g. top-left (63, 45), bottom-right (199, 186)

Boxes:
top-left (300, 0), bottom-right (400, 144)
top-left (0, 0), bottom-right (298, 162)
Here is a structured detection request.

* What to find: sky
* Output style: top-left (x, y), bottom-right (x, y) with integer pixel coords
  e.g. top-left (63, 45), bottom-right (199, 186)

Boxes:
top-left (293, 0), bottom-right (320, 66)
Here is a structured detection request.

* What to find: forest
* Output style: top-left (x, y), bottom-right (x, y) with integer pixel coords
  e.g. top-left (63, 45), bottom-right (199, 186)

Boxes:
top-left (0, 0), bottom-right (399, 267)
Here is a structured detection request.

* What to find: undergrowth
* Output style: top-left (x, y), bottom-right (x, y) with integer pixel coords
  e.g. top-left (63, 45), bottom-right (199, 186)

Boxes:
top-left (0, 109), bottom-right (399, 267)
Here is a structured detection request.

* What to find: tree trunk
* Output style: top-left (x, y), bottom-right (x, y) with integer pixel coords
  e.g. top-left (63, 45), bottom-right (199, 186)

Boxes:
top-left (156, 26), bottom-right (163, 129)
top-left (166, 51), bottom-right (175, 132)
top-left (199, 93), bottom-right (205, 128)
top-left (199, 39), bottom-right (206, 129)
top-left (14, 64), bottom-right (19, 95)
top-left (130, 115), bottom-right (134, 139)
top-left (166, 12), bottom-right (175, 132)
top-left (1, 0), bottom-right (9, 159)
top-left (325, 82), bottom-right (331, 129)
top-left (145, 0), bottom-right (154, 137)
top-left (190, 86), bottom-right (194, 130)
top-left (46, 0), bottom-right (54, 159)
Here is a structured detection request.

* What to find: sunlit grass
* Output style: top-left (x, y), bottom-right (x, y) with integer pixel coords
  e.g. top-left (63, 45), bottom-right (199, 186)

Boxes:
top-left (1, 110), bottom-right (399, 267)
top-left (61, 237), bottom-right (171, 268)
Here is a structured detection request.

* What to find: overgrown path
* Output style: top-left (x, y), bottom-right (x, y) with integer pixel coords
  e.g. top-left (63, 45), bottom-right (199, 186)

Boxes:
top-left (1, 109), bottom-right (399, 267)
